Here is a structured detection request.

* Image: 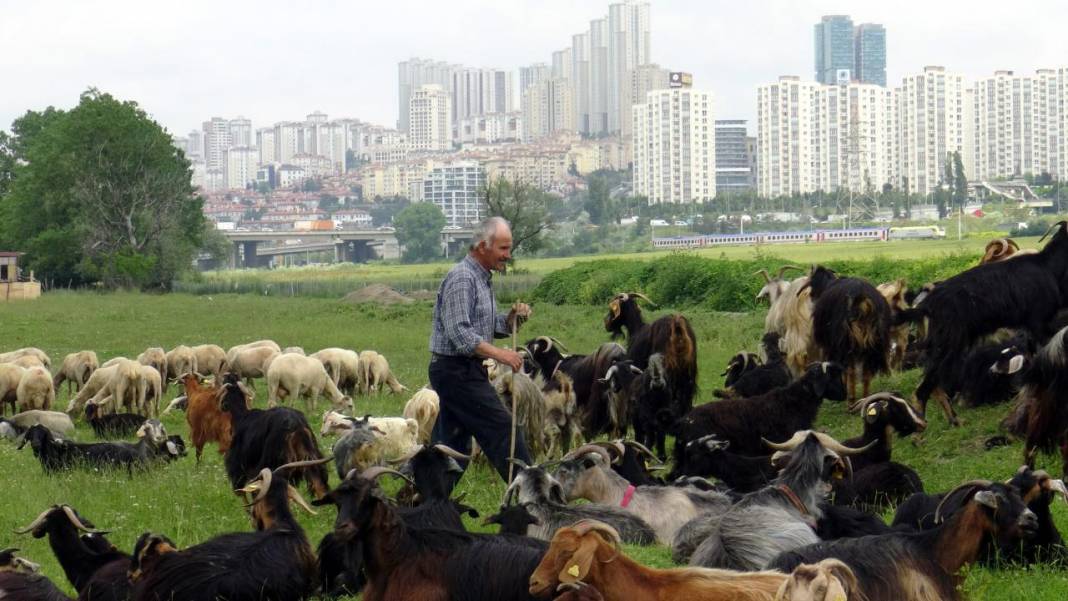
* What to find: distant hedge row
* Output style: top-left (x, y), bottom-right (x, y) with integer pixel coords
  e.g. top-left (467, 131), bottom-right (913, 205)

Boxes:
top-left (529, 251), bottom-right (980, 312)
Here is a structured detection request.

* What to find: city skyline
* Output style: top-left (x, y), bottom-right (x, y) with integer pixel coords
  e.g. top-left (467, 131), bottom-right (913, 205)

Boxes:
top-left (2, 0), bottom-right (1067, 137)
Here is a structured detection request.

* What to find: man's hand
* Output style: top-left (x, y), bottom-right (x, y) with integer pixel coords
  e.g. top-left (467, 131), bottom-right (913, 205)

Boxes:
top-left (507, 302), bottom-right (532, 331)
top-left (497, 348), bottom-right (524, 372)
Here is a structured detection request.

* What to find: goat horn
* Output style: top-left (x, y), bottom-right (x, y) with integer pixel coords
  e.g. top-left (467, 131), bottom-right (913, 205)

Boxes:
top-left (570, 519), bottom-right (622, 560)
top-left (238, 468), bottom-right (273, 506)
top-left (630, 292), bottom-right (655, 306)
top-left (755, 268), bottom-right (772, 283)
top-left (934, 480), bottom-right (994, 524)
top-left (819, 436), bottom-right (879, 456)
top-left (563, 444), bottom-right (613, 466)
top-left (273, 456), bottom-right (334, 474)
top-left (60, 506), bottom-right (102, 533)
top-left (595, 440), bottom-right (626, 459)
top-left (507, 458), bottom-right (530, 470)
top-left (622, 440), bottom-right (659, 462)
top-left (762, 432), bottom-right (807, 451)
top-left (432, 444), bottom-right (472, 461)
top-left (1007, 238), bottom-right (1020, 251)
top-left (1047, 478), bottom-right (1068, 504)
top-left (548, 337), bottom-right (569, 354)
top-left (287, 484), bottom-right (317, 515)
top-left (535, 336), bottom-right (554, 353)
top-left (777, 265), bottom-right (804, 278)
top-left (847, 391), bottom-right (900, 413)
top-left (1038, 221), bottom-right (1066, 244)
top-left (13, 508), bottom-right (54, 534)
top-left (358, 466), bottom-right (415, 486)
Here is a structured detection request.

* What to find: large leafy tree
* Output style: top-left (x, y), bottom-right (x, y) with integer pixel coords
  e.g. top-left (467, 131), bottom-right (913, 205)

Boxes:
top-left (0, 89), bottom-right (205, 289)
top-left (394, 202), bottom-right (446, 263)
top-left (482, 176), bottom-right (553, 255)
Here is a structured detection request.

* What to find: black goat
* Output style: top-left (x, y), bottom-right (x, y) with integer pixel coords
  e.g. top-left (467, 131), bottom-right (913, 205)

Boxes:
top-left (0, 547), bottom-right (72, 601)
top-left (524, 336), bottom-right (625, 439)
top-left (904, 221), bottom-right (1068, 426)
top-left (14, 505), bottom-right (130, 601)
top-left (773, 481), bottom-right (1037, 601)
top-left (682, 435), bottom-right (778, 493)
top-left (18, 421), bottom-right (173, 475)
top-left (131, 459), bottom-right (329, 601)
top-left (313, 467), bottom-right (548, 601)
top-left (84, 403), bottom-right (146, 439)
top-left (598, 359), bottom-right (643, 439)
top-left (714, 333), bottom-right (792, 399)
top-left (220, 378), bottom-right (330, 498)
top-left (671, 362), bottom-right (846, 478)
top-left (483, 503), bottom-right (543, 536)
top-left (805, 265), bottom-right (891, 401)
top-left (719, 351), bottom-right (760, 390)
top-left (1002, 325), bottom-right (1068, 477)
top-left (956, 332), bottom-right (1032, 408)
top-left (604, 292), bottom-right (698, 444)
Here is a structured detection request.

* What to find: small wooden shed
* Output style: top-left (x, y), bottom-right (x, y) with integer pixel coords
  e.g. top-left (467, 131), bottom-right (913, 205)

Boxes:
top-left (0, 252), bottom-right (41, 301)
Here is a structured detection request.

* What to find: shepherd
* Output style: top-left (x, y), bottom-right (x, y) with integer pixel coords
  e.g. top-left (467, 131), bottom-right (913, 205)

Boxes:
top-left (428, 216), bottom-right (532, 482)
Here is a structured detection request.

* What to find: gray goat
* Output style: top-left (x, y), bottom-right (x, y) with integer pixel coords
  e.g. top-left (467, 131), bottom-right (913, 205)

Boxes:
top-left (689, 431), bottom-right (872, 571)
top-left (503, 462), bottom-right (657, 545)
top-left (553, 444), bottom-right (732, 545)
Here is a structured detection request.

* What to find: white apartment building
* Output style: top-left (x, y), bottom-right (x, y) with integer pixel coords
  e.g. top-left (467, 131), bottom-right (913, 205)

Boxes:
top-left (423, 160), bottom-right (486, 227)
top-left (897, 66), bottom-right (971, 197)
top-left (633, 86), bottom-right (716, 204)
top-left (397, 58), bottom-right (458, 132)
top-left (452, 68), bottom-right (514, 122)
top-left (626, 64), bottom-right (670, 138)
top-left (483, 151), bottom-right (569, 192)
top-left (522, 78), bottom-right (575, 140)
top-left (813, 83), bottom-right (897, 193)
top-left (409, 84), bottom-right (453, 152)
top-left (608, 0), bottom-right (651, 134)
top-left (457, 113), bottom-right (523, 145)
top-left (274, 122), bottom-right (302, 164)
top-left (229, 117), bottom-right (252, 147)
top-left (202, 118), bottom-right (231, 171)
top-left (255, 128), bottom-right (276, 165)
top-left (757, 77), bottom-right (822, 197)
top-left (225, 146), bottom-right (259, 190)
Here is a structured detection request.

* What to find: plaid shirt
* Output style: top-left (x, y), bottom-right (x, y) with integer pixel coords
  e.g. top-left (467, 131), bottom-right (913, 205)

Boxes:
top-left (429, 254), bottom-right (509, 357)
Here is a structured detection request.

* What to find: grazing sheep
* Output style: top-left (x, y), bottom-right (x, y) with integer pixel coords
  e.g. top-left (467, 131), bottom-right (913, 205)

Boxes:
top-left (98, 358), bottom-right (148, 415)
top-left (402, 387), bottom-right (439, 444)
top-left (359, 351), bottom-right (406, 395)
top-left (65, 364), bottom-right (119, 415)
top-left (164, 346), bottom-right (197, 392)
top-left (190, 344), bottom-right (228, 379)
top-left (311, 348), bottom-right (361, 395)
top-left (267, 354), bottom-right (353, 412)
top-left (53, 351), bottom-right (99, 398)
top-left (139, 364), bottom-right (163, 417)
top-left (17, 366), bottom-right (55, 412)
top-left (11, 355), bottom-right (45, 369)
top-left (136, 347), bottom-right (167, 388)
top-left (227, 346), bottom-right (279, 386)
top-left (0, 363), bottom-right (27, 415)
top-left (282, 346), bottom-right (306, 355)
top-left (0, 348), bottom-right (51, 369)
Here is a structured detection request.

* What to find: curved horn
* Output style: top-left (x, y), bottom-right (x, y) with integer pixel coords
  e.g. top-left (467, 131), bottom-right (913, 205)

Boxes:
top-left (776, 265), bottom-right (804, 278)
top-left (507, 457), bottom-right (530, 470)
top-left (935, 480), bottom-right (993, 524)
top-left (1038, 221), bottom-right (1066, 244)
top-left (61, 506), bottom-right (101, 533)
top-left (755, 268), bottom-right (772, 283)
top-left (847, 391), bottom-right (899, 413)
top-left (358, 466), bottom-right (415, 486)
top-left (432, 444), bottom-right (472, 461)
top-left (286, 484), bottom-right (317, 515)
top-left (239, 468), bottom-right (273, 506)
top-left (535, 336), bottom-right (554, 353)
top-left (571, 519), bottom-right (622, 560)
top-left (813, 433), bottom-right (879, 456)
top-left (621, 440), bottom-right (659, 463)
top-left (762, 431), bottom-right (809, 452)
top-left (629, 292), bottom-right (655, 306)
top-left (548, 337), bottom-right (570, 354)
top-left (13, 508), bottom-right (53, 534)
top-left (273, 456), bottom-right (334, 474)
top-left (1007, 238), bottom-right (1020, 251)
top-left (563, 444), bottom-right (613, 466)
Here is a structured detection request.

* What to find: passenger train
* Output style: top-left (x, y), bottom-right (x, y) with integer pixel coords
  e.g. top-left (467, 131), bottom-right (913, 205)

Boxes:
top-left (652, 225), bottom-right (945, 249)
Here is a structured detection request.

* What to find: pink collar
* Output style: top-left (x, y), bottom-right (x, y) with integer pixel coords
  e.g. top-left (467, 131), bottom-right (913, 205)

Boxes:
top-left (620, 484), bottom-right (637, 508)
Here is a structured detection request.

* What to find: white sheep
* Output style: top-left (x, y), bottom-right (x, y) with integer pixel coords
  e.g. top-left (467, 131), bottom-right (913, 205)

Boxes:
top-left (165, 346), bottom-right (198, 391)
top-left (140, 364), bottom-right (163, 417)
top-left (321, 410), bottom-right (419, 464)
top-left (11, 355), bottom-right (45, 369)
top-left (66, 364), bottom-right (119, 415)
top-left (53, 351), bottom-right (99, 397)
top-left (402, 387), bottom-right (440, 444)
top-left (137, 347), bottom-right (168, 385)
top-left (282, 346), bottom-right (306, 355)
top-left (228, 346), bottom-right (280, 386)
top-left (16, 366), bottom-right (55, 412)
top-left (191, 344), bottom-right (228, 378)
top-left (266, 354), bottom-right (353, 412)
top-left (226, 340), bottom-right (281, 366)
top-left (311, 348), bottom-right (361, 395)
top-left (0, 363), bottom-right (28, 415)
top-left (93, 358), bottom-right (146, 415)
top-left (0, 348), bottom-right (51, 369)
top-left (5, 410), bottom-right (75, 437)
top-left (359, 350), bottom-right (407, 395)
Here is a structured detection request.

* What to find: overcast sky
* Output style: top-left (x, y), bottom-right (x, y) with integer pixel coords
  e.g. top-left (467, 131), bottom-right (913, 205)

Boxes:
top-left (2, 0), bottom-right (1066, 137)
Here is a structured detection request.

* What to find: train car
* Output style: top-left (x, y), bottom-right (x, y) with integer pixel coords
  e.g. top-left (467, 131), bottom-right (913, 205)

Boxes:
top-left (652, 227), bottom-right (890, 249)
top-left (887, 225), bottom-right (946, 240)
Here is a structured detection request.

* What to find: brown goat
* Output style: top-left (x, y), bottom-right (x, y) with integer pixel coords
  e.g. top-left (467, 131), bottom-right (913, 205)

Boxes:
top-left (181, 373), bottom-right (234, 465)
top-left (529, 520), bottom-right (787, 601)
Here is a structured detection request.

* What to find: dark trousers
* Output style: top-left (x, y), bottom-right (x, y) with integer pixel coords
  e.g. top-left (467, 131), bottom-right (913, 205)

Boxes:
top-left (429, 354), bottom-right (531, 482)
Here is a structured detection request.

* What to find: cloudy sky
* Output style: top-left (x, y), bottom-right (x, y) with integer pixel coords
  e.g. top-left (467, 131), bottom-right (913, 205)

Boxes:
top-left (2, 0), bottom-right (1066, 137)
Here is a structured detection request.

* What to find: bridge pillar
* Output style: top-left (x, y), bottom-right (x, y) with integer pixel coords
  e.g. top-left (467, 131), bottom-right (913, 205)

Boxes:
top-left (231, 243), bottom-right (241, 269)
top-left (350, 241), bottom-right (375, 263)
top-left (240, 241), bottom-right (260, 268)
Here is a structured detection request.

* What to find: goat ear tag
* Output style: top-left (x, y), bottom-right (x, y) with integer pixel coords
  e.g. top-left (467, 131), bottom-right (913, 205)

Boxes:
top-left (567, 564), bottom-right (580, 578)
top-left (866, 406), bottom-right (878, 417)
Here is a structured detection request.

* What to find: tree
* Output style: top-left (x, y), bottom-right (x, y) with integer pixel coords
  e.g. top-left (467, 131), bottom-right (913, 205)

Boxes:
top-left (318, 194), bottom-right (340, 214)
top-left (0, 89), bottom-right (205, 289)
top-left (482, 176), bottom-right (553, 255)
top-left (394, 202), bottom-right (446, 263)
top-left (369, 196), bottom-right (410, 226)
top-left (952, 151), bottom-right (968, 208)
top-left (255, 180), bottom-right (271, 195)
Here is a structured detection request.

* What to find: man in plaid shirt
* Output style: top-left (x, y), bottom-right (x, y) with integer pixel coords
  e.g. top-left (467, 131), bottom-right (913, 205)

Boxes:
top-left (429, 216), bottom-right (532, 482)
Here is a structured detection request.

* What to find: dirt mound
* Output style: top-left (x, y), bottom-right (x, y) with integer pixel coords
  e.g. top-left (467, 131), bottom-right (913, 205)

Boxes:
top-left (342, 284), bottom-right (414, 305)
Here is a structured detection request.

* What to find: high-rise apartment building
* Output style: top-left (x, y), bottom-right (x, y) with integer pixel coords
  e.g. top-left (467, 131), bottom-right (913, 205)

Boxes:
top-left (757, 77), bottom-right (821, 197)
top-left (228, 117), bottom-right (252, 147)
top-left (854, 24), bottom-right (887, 86)
top-left (632, 83), bottom-right (716, 204)
top-left (714, 121), bottom-right (753, 194)
top-left (225, 146), bottom-right (258, 190)
top-left (202, 118), bottom-right (232, 171)
top-left (274, 122), bottom-right (301, 164)
top-left (409, 84), bottom-right (453, 152)
top-left (423, 161), bottom-right (486, 227)
top-left (398, 58), bottom-right (458, 132)
top-left (519, 64), bottom-right (551, 96)
top-left (256, 128), bottom-right (276, 165)
top-left (551, 49), bottom-right (572, 80)
top-left (608, 0), bottom-right (651, 133)
top-left (815, 16), bottom-right (855, 84)
top-left (626, 64), bottom-right (670, 138)
top-left (897, 66), bottom-right (971, 196)
top-left (522, 78), bottom-right (575, 140)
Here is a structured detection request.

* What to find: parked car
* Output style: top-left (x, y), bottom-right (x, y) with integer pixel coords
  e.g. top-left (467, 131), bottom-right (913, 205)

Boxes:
top-left (650, 219), bottom-right (669, 226)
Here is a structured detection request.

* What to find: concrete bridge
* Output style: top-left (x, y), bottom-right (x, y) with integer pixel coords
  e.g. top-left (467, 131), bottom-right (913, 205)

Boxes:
top-left (221, 227), bottom-right (477, 268)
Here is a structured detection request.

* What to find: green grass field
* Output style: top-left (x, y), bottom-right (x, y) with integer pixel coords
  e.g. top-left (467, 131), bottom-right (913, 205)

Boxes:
top-left (1, 291), bottom-right (1066, 600)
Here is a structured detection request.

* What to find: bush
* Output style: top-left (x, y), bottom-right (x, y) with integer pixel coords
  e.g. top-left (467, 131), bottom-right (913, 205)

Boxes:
top-left (530, 251), bottom-right (980, 312)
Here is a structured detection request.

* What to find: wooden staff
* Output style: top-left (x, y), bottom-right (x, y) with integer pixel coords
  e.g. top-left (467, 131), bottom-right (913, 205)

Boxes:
top-left (507, 300), bottom-right (521, 483)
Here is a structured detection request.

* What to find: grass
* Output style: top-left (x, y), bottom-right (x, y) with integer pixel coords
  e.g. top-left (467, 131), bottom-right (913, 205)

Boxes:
top-left (1, 291), bottom-right (1066, 600)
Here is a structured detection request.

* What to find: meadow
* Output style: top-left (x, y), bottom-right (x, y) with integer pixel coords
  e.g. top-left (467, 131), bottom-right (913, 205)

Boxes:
top-left (1, 290), bottom-right (1067, 600)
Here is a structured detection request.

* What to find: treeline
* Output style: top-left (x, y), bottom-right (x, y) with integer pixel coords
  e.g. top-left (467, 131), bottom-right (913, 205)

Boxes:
top-left (530, 252), bottom-right (979, 312)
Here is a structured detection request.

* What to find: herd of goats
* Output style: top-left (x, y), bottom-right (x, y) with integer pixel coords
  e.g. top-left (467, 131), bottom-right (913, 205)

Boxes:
top-left (4, 223), bottom-right (1068, 600)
